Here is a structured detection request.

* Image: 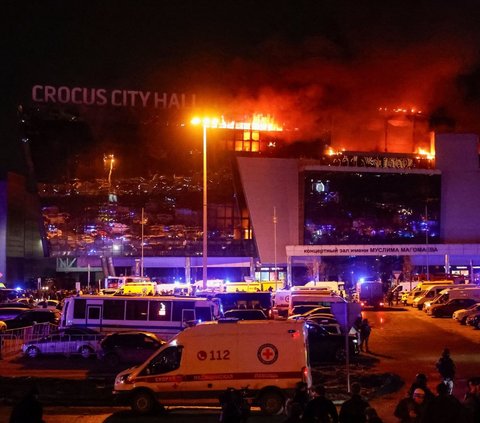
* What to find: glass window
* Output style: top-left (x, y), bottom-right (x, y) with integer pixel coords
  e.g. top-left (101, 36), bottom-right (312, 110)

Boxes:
top-left (103, 300), bottom-right (125, 320)
top-left (87, 307), bottom-right (100, 320)
top-left (149, 301), bottom-right (172, 321)
top-left (126, 300), bottom-right (148, 320)
top-left (195, 306), bottom-right (212, 321)
top-left (146, 346), bottom-right (182, 375)
top-left (172, 301), bottom-right (194, 321)
top-left (304, 171), bottom-right (441, 245)
top-left (73, 299), bottom-right (86, 319)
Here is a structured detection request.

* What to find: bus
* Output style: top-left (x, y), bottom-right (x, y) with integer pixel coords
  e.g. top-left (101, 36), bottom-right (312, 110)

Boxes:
top-left (104, 276), bottom-right (151, 291)
top-left (60, 295), bottom-right (221, 339)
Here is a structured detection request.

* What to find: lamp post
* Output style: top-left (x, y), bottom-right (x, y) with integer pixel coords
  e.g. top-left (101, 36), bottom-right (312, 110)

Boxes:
top-left (192, 117), bottom-right (209, 290)
top-left (202, 123), bottom-right (208, 290)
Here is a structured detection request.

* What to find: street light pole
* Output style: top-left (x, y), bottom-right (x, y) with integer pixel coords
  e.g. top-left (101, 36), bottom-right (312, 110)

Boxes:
top-left (202, 123), bottom-right (208, 290)
top-left (273, 206), bottom-right (278, 290)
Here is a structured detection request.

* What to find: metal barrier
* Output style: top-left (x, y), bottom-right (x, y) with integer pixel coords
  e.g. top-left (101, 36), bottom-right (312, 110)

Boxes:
top-left (0, 322), bottom-right (56, 358)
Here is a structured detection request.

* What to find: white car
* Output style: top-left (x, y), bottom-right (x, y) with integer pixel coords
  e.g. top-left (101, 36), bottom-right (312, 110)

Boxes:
top-left (452, 303), bottom-right (480, 324)
top-left (21, 327), bottom-right (103, 359)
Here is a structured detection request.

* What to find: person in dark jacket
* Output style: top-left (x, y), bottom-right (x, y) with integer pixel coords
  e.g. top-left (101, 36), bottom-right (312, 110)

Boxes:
top-left (463, 377), bottom-right (480, 422)
top-left (421, 382), bottom-right (463, 423)
top-left (339, 382), bottom-right (370, 423)
top-left (359, 319), bottom-right (372, 353)
top-left (302, 384), bottom-right (338, 423)
top-left (407, 373), bottom-right (435, 403)
top-left (219, 387), bottom-right (248, 423)
top-left (9, 385), bottom-right (44, 423)
top-left (435, 348), bottom-right (455, 394)
top-left (285, 381), bottom-right (310, 418)
top-left (394, 388), bottom-right (428, 423)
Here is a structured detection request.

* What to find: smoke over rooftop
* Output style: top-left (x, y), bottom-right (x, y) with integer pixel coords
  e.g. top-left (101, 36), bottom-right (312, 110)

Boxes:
top-left (8, 1), bottom-right (480, 177)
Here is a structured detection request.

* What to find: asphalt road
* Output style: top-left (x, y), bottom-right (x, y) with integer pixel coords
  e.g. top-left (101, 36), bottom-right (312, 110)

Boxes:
top-left (1, 305), bottom-right (480, 422)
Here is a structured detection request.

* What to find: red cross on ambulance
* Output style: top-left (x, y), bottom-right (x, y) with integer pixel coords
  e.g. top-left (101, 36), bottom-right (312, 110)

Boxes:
top-left (257, 343), bottom-right (278, 364)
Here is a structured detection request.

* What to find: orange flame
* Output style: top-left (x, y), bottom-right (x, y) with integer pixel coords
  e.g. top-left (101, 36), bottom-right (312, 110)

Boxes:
top-left (416, 148), bottom-right (435, 160)
top-left (192, 114), bottom-right (283, 131)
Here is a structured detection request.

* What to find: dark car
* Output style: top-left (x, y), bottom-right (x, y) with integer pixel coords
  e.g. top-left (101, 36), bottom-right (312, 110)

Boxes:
top-left (223, 309), bottom-right (268, 320)
top-left (466, 311), bottom-right (480, 328)
top-left (98, 331), bottom-right (165, 367)
top-left (3, 308), bottom-right (61, 329)
top-left (307, 322), bottom-right (359, 364)
top-left (428, 298), bottom-right (478, 318)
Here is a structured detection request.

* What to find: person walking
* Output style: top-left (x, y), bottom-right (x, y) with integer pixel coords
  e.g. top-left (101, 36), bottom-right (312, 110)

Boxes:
top-left (436, 348), bottom-right (455, 394)
top-left (359, 319), bottom-right (372, 353)
top-left (339, 382), bottom-right (370, 423)
top-left (302, 384), bottom-right (338, 423)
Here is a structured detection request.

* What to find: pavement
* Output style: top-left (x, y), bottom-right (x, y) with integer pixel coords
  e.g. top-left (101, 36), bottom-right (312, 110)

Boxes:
top-left (0, 352), bottom-right (404, 423)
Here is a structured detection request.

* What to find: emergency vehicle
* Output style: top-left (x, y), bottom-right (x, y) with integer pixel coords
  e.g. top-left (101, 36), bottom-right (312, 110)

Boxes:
top-left (113, 319), bottom-right (311, 415)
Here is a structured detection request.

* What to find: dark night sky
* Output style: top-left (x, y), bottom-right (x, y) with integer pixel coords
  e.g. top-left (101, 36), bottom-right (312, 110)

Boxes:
top-left (3, 0), bottom-right (480, 178)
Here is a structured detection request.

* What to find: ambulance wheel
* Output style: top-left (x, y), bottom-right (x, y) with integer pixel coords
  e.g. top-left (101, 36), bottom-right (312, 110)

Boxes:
top-left (259, 390), bottom-right (284, 415)
top-left (131, 389), bottom-right (157, 414)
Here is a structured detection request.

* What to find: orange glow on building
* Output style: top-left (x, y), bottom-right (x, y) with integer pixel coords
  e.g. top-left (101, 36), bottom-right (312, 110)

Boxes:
top-left (416, 148), bottom-right (435, 160)
top-left (192, 114), bottom-right (283, 132)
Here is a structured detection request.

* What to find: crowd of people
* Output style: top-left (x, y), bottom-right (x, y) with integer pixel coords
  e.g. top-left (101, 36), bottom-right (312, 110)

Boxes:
top-left (276, 348), bottom-right (479, 423)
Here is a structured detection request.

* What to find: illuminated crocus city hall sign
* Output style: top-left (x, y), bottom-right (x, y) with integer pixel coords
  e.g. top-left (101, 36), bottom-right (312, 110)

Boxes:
top-left (32, 85), bottom-right (196, 109)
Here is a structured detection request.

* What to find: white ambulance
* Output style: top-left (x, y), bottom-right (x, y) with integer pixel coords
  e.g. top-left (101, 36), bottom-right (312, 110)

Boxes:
top-left (113, 319), bottom-right (312, 415)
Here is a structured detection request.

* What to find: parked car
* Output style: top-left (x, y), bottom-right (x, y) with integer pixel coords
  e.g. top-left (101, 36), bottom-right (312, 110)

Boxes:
top-left (306, 316), bottom-right (342, 334)
top-left (0, 307), bottom-right (32, 321)
top-left (98, 331), bottom-right (165, 367)
top-left (290, 304), bottom-right (330, 316)
top-left (21, 327), bottom-right (103, 359)
top-left (35, 299), bottom-right (61, 310)
top-left (288, 306), bottom-right (331, 320)
top-left (466, 311), bottom-right (480, 328)
top-left (3, 308), bottom-right (61, 329)
top-left (12, 299), bottom-right (34, 307)
top-left (452, 303), bottom-right (480, 324)
top-left (428, 298), bottom-right (478, 318)
top-left (306, 321), bottom-right (359, 364)
top-left (223, 309), bottom-right (268, 320)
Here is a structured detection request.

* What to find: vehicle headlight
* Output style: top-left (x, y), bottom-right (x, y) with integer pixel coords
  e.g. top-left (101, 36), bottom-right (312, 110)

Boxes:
top-left (115, 374), bottom-right (131, 385)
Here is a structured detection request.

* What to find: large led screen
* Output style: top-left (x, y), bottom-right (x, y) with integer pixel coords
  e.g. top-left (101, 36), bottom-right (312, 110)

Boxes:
top-left (304, 171), bottom-right (441, 245)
